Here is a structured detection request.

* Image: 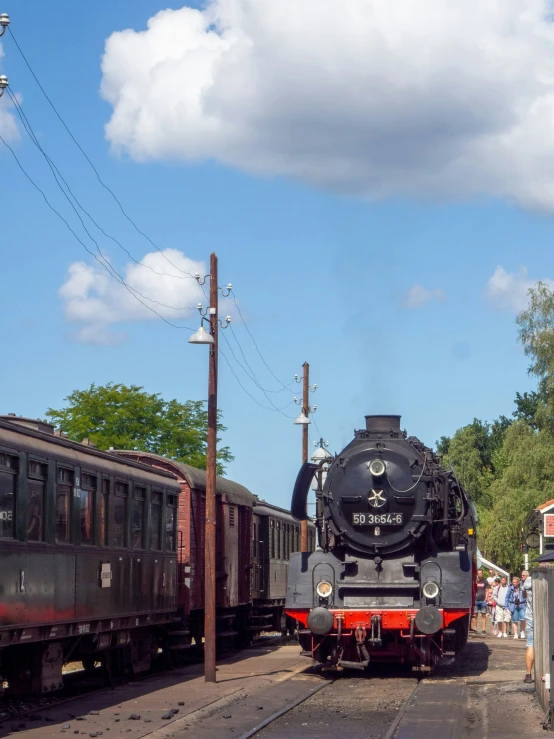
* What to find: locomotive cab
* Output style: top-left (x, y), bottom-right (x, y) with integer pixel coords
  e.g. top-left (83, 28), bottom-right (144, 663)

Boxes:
top-left (285, 414), bottom-right (476, 672)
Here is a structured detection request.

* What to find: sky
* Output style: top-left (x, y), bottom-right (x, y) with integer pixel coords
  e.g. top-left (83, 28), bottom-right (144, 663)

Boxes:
top-left (0, 0), bottom-right (553, 509)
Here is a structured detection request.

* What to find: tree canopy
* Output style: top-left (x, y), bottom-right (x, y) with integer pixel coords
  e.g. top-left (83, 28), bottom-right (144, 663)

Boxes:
top-left (46, 383), bottom-right (233, 475)
top-left (436, 282), bottom-right (554, 572)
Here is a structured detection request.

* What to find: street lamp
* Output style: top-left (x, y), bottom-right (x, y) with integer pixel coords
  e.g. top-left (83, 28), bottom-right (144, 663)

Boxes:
top-left (0, 75), bottom-right (8, 99)
top-left (189, 256), bottom-right (230, 683)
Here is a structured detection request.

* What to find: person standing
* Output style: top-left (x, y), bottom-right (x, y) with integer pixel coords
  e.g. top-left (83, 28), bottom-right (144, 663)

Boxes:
top-left (506, 576), bottom-right (525, 639)
top-left (471, 569), bottom-right (489, 634)
top-left (487, 578), bottom-right (498, 635)
top-left (494, 575), bottom-right (511, 638)
top-left (523, 574), bottom-right (534, 683)
top-left (519, 571), bottom-right (529, 639)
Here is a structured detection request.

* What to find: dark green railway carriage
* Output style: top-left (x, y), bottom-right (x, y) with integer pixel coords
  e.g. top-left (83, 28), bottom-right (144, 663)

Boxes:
top-left (0, 415), bottom-right (181, 694)
top-left (252, 501), bottom-right (316, 633)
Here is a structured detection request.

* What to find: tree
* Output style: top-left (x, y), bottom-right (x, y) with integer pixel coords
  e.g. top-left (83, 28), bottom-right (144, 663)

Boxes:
top-left (513, 391), bottom-right (541, 428)
top-left (46, 383), bottom-right (233, 474)
top-left (517, 281), bottom-right (554, 430)
top-left (479, 421), bottom-right (554, 572)
top-left (439, 417), bottom-right (511, 509)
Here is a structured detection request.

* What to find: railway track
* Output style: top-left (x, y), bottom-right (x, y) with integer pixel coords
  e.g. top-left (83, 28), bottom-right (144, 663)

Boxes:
top-left (249, 671), bottom-right (418, 739)
top-left (0, 635), bottom-right (294, 731)
top-left (0, 642), bottom-right (472, 739)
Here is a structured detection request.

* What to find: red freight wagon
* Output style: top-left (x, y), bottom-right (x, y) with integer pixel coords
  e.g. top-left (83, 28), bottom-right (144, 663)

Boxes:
top-left (114, 452), bottom-right (256, 649)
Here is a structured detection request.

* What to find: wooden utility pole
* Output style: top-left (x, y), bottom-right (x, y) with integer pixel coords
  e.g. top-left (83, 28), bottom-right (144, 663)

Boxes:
top-left (301, 361), bottom-right (309, 552)
top-left (204, 252), bottom-right (218, 683)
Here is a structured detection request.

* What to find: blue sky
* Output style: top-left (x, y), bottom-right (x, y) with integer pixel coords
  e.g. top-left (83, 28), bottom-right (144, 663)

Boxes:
top-left (0, 0), bottom-right (551, 508)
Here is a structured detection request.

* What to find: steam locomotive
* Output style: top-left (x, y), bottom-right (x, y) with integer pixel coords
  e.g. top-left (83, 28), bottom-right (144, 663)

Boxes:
top-left (285, 415), bottom-right (476, 671)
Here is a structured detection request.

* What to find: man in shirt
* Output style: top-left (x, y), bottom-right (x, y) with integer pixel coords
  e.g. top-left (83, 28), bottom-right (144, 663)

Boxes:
top-left (471, 569), bottom-right (489, 634)
top-left (523, 575), bottom-right (534, 683)
top-left (494, 575), bottom-right (511, 638)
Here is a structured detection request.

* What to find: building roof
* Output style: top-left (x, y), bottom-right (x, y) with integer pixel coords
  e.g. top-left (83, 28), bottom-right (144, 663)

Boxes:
top-left (537, 498), bottom-right (554, 512)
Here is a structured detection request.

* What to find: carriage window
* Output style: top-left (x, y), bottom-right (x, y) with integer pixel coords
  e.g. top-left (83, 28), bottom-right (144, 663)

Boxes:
top-left (100, 479), bottom-right (109, 546)
top-left (56, 467), bottom-right (73, 543)
top-left (27, 460), bottom-right (46, 542)
top-left (0, 453), bottom-right (17, 539)
top-left (165, 494), bottom-right (177, 551)
top-left (80, 473), bottom-right (96, 545)
top-left (151, 491), bottom-right (162, 550)
top-left (114, 481), bottom-right (128, 547)
top-left (132, 486), bottom-right (146, 549)
top-left (229, 506), bottom-right (235, 527)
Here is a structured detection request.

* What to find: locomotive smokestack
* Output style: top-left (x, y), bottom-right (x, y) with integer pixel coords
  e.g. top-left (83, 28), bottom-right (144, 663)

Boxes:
top-left (365, 415), bottom-right (401, 432)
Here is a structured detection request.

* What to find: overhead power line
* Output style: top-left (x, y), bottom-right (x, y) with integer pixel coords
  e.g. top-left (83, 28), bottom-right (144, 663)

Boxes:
top-left (219, 331), bottom-right (296, 417)
top-left (0, 132), bottom-right (195, 331)
top-left (7, 27), bottom-right (197, 280)
top-left (4, 28), bottom-right (323, 426)
top-left (6, 90), bottom-right (197, 312)
top-left (231, 294), bottom-right (296, 393)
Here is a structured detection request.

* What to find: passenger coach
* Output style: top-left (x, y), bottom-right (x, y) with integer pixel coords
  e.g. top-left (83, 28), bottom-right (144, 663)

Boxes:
top-left (0, 415), bottom-right (181, 693)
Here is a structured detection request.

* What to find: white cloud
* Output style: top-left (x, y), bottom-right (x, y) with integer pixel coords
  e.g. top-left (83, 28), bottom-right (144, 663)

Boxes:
top-left (59, 249), bottom-right (205, 345)
top-left (101, 1), bottom-right (554, 210)
top-left (0, 44), bottom-right (18, 143)
top-left (402, 285), bottom-right (446, 309)
top-left (485, 265), bottom-right (554, 312)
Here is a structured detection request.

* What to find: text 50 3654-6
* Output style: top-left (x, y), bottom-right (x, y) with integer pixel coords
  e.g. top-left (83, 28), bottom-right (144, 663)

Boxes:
top-left (352, 513), bottom-right (403, 526)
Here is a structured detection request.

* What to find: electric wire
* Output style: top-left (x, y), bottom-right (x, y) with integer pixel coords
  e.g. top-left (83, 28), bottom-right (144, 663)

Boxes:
top-left (312, 415), bottom-right (325, 441)
top-left (5, 33), bottom-right (323, 423)
top-left (228, 324), bottom-right (292, 394)
top-left (231, 294), bottom-right (296, 393)
top-left (7, 27), bottom-right (197, 281)
top-left (6, 89), bottom-right (197, 301)
top-left (0, 132), bottom-right (195, 331)
top-left (219, 330), bottom-right (296, 417)
top-left (219, 347), bottom-right (299, 416)
top-left (6, 90), bottom-right (198, 316)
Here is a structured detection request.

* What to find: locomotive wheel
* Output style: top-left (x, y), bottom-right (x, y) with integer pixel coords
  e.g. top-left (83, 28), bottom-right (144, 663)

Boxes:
top-left (456, 615), bottom-right (469, 651)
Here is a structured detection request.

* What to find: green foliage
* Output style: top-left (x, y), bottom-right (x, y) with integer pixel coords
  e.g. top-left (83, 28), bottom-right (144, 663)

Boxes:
top-left (513, 391), bottom-right (541, 428)
top-left (479, 421), bottom-right (554, 572)
top-left (438, 281), bottom-right (554, 572)
top-left (46, 383), bottom-right (233, 475)
top-left (439, 417), bottom-right (511, 509)
top-left (517, 282), bottom-right (554, 431)
top-left (517, 281), bottom-right (554, 384)
top-left (436, 436), bottom-right (451, 457)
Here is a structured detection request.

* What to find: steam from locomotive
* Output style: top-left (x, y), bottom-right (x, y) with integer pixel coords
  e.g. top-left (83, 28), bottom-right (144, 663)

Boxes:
top-left (285, 415), bottom-right (477, 671)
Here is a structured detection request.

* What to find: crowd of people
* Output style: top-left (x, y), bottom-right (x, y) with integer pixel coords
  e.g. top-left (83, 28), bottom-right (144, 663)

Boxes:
top-left (470, 568), bottom-right (534, 683)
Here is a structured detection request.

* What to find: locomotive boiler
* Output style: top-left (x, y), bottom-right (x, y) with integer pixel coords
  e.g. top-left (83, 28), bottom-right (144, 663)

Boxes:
top-left (285, 415), bottom-right (476, 671)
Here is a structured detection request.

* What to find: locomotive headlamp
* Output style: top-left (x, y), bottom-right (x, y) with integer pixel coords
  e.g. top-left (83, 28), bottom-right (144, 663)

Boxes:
top-left (422, 581), bottom-right (440, 599)
top-left (369, 459), bottom-right (386, 477)
top-left (316, 580), bottom-right (333, 598)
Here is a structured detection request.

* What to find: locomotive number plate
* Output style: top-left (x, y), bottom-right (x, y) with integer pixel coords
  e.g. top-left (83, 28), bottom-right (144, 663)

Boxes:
top-left (352, 513), bottom-right (403, 526)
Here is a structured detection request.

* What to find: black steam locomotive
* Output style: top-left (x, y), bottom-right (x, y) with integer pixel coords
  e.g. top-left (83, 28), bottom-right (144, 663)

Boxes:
top-left (285, 415), bottom-right (476, 671)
